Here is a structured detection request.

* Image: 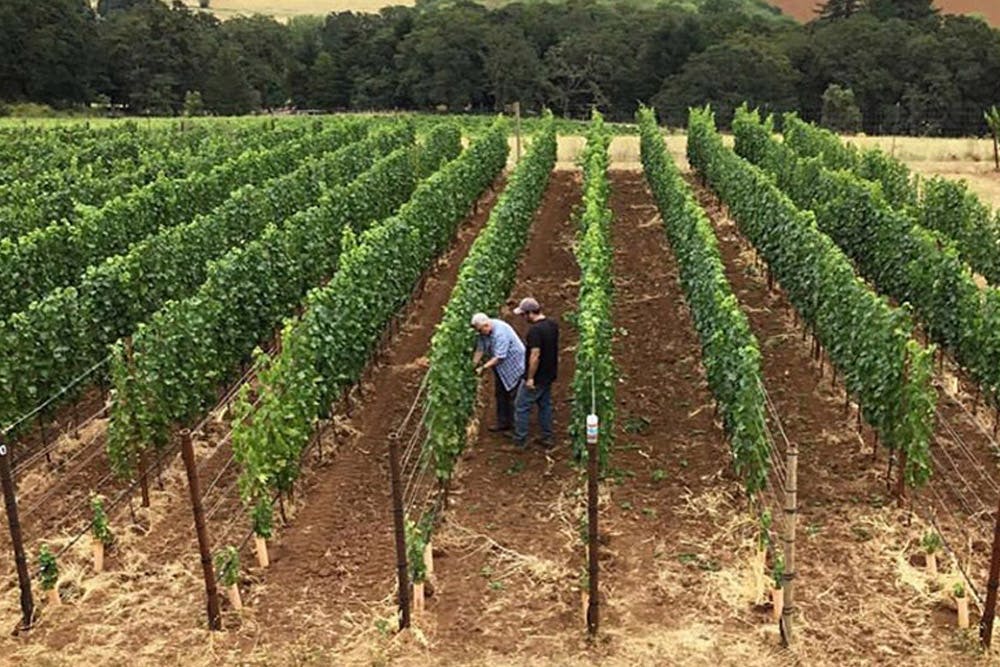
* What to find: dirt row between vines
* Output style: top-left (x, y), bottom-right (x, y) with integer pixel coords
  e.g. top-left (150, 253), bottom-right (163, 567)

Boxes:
top-left (688, 176), bottom-right (986, 665)
top-left (0, 176), bottom-right (507, 664)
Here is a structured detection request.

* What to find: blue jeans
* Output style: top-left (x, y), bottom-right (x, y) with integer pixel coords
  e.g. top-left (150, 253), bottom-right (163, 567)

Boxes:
top-left (514, 382), bottom-right (553, 444)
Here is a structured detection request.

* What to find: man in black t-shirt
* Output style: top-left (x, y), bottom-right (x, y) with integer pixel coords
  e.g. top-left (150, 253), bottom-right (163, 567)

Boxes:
top-left (512, 297), bottom-right (559, 449)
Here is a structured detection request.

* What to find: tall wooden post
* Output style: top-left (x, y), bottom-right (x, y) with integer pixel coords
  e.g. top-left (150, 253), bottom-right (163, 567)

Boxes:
top-left (780, 436), bottom-right (798, 646)
top-left (180, 430), bottom-right (222, 631)
top-left (0, 435), bottom-right (34, 630)
top-left (980, 490), bottom-right (1000, 647)
top-left (387, 433), bottom-right (411, 630)
top-left (586, 432), bottom-right (599, 635)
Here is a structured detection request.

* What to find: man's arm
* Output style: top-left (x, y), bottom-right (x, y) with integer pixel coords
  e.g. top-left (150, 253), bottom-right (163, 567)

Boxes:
top-left (526, 348), bottom-right (541, 388)
top-left (479, 355), bottom-right (501, 371)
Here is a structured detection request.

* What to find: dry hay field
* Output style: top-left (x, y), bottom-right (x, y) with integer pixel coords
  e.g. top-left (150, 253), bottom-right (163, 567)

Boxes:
top-left (180, 0), bottom-right (1000, 24)
top-left (178, 0), bottom-right (416, 20)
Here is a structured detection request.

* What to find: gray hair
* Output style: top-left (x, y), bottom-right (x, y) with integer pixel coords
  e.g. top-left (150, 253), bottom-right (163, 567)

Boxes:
top-left (470, 312), bottom-right (490, 328)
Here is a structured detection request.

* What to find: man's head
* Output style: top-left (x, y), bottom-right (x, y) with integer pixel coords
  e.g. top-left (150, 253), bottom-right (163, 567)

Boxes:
top-left (514, 297), bottom-right (543, 322)
top-left (471, 312), bottom-right (492, 335)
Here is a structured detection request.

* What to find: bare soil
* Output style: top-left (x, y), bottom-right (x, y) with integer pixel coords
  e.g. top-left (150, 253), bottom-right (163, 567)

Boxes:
top-left (0, 179), bottom-right (506, 664)
top-left (3, 165), bottom-right (999, 666)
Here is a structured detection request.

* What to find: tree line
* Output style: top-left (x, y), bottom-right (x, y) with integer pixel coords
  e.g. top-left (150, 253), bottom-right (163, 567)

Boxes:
top-left (1, 0), bottom-right (998, 136)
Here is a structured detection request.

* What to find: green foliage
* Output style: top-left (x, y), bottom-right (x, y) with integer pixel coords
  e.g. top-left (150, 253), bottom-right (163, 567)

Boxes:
top-left (569, 110), bottom-right (615, 468)
top-left (38, 544), bottom-right (59, 591)
top-left (918, 177), bottom-right (1000, 286)
top-left (423, 113), bottom-right (556, 482)
top-left (771, 554), bottom-right (785, 589)
top-left (214, 546), bottom-right (241, 587)
top-left (745, 109), bottom-right (1000, 451)
top-left (703, 106), bottom-right (936, 489)
top-left (783, 111), bottom-right (1000, 285)
top-left (231, 119), bottom-right (509, 510)
top-left (90, 494), bottom-right (113, 546)
top-left (405, 516), bottom-right (431, 584)
top-left (0, 121), bottom-right (351, 322)
top-left (639, 106), bottom-right (768, 494)
top-left (954, 581), bottom-right (966, 598)
top-left (251, 497), bottom-right (273, 539)
top-left (758, 510), bottom-right (773, 551)
top-left (922, 530), bottom-right (942, 555)
top-left (108, 123), bottom-right (450, 479)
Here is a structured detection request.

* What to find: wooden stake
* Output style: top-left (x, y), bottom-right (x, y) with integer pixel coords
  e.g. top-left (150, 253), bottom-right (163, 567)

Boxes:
top-left (586, 428), bottom-right (600, 636)
top-left (0, 436), bottom-right (34, 630)
top-left (180, 430), bottom-right (222, 631)
top-left (387, 432), bottom-right (411, 630)
top-left (981, 488), bottom-right (1000, 647)
top-left (780, 433), bottom-right (798, 646)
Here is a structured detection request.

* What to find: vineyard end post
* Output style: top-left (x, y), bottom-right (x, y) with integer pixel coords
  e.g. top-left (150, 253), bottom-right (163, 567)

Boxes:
top-left (0, 435), bottom-right (34, 630)
top-left (980, 490), bottom-right (1000, 648)
top-left (586, 428), bottom-right (599, 636)
top-left (180, 430), bottom-right (222, 631)
top-left (387, 433), bottom-right (410, 630)
top-left (780, 436), bottom-right (798, 646)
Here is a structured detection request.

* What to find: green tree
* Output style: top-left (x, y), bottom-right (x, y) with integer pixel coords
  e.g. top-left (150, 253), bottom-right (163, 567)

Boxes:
top-left (222, 16), bottom-right (291, 108)
top-left (395, 4), bottom-right (490, 110)
top-left (867, 0), bottom-right (939, 22)
top-left (483, 27), bottom-right (544, 111)
top-left (821, 83), bottom-right (862, 132)
top-left (0, 0), bottom-right (98, 105)
top-left (306, 51), bottom-right (344, 110)
top-left (654, 36), bottom-right (799, 128)
top-left (815, 0), bottom-right (863, 21)
top-left (203, 43), bottom-right (259, 115)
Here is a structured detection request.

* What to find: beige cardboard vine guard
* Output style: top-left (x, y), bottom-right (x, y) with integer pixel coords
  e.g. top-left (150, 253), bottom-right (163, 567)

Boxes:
top-left (48, 587), bottom-right (60, 607)
top-left (255, 536), bottom-right (270, 569)
top-left (956, 583), bottom-right (970, 629)
top-left (424, 542), bottom-right (434, 577)
top-left (92, 539), bottom-right (104, 574)
top-left (771, 585), bottom-right (784, 622)
top-left (413, 582), bottom-right (425, 614)
top-left (228, 583), bottom-right (243, 611)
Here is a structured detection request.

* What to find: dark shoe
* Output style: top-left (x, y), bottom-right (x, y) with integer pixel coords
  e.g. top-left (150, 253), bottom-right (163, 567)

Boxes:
top-left (488, 424), bottom-right (512, 433)
top-left (536, 437), bottom-right (555, 450)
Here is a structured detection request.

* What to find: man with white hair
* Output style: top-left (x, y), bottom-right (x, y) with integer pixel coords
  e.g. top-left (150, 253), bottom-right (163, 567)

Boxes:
top-left (471, 312), bottom-right (526, 434)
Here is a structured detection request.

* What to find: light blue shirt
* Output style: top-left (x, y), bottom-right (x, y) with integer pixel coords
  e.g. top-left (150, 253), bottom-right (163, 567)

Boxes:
top-left (476, 318), bottom-right (525, 392)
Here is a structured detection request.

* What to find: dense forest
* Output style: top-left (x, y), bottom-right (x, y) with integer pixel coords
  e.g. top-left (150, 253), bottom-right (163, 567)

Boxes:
top-left (1, 0), bottom-right (998, 135)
